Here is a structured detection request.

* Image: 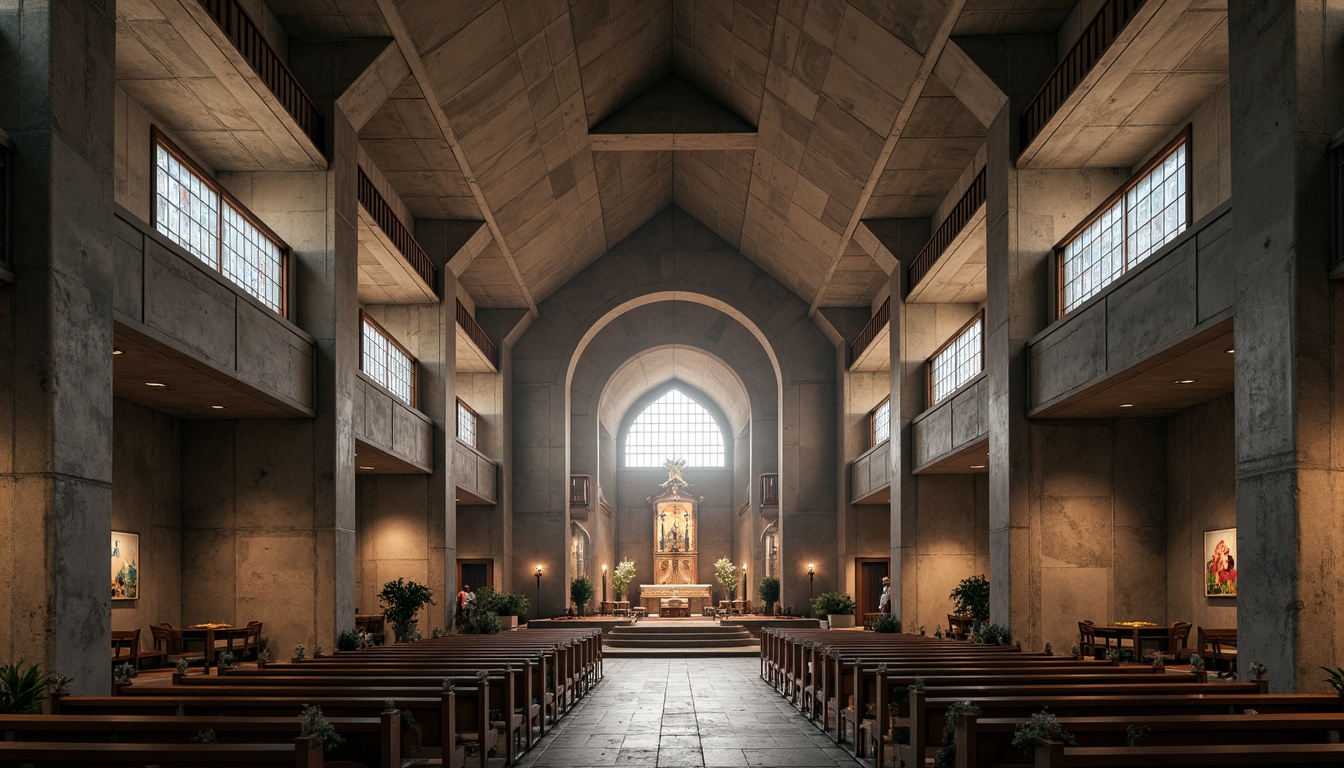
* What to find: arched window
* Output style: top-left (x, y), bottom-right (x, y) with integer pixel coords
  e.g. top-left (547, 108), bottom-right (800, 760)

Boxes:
top-left (624, 389), bottom-right (726, 468)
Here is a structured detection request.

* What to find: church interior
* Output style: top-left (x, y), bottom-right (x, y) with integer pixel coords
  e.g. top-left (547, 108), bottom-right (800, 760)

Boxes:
top-left (4, 0), bottom-right (1344, 764)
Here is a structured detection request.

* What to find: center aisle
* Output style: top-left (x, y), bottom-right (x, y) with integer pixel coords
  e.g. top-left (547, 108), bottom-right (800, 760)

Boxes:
top-left (516, 658), bottom-right (857, 768)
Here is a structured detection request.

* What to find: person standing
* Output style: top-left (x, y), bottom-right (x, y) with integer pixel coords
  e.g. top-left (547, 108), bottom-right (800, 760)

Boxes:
top-left (456, 584), bottom-right (471, 631)
top-left (878, 576), bottom-right (891, 614)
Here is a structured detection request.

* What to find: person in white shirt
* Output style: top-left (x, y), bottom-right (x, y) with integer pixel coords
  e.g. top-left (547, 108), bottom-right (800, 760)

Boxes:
top-left (878, 576), bottom-right (891, 614)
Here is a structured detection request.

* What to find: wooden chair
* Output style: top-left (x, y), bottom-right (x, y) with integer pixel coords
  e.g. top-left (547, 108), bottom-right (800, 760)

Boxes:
top-left (1162, 620), bottom-right (1193, 661)
top-left (948, 614), bottom-right (974, 640)
top-left (1078, 620), bottom-right (1098, 658)
top-left (110, 629), bottom-right (139, 670)
top-left (150, 623), bottom-right (203, 668)
top-left (243, 620), bottom-right (264, 659)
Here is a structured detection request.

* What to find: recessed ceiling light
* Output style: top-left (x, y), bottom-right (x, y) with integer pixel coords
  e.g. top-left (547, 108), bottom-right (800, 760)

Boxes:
top-left (1119, 403), bottom-right (1134, 408)
top-left (358, 465), bottom-right (375, 470)
top-left (209, 405), bottom-right (226, 410)
top-left (970, 464), bottom-right (986, 469)
top-left (1226, 348), bottom-right (1235, 354)
top-left (144, 382), bottom-right (167, 388)
top-left (112, 349), bottom-right (124, 356)
top-left (1175, 379), bottom-right (1197, 384)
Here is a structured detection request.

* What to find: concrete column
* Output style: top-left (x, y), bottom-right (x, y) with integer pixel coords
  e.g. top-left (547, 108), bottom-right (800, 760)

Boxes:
top-left (1228, 1), bottom-right (1344, 692)
top-left (973, 37), bottom-right (1135, 648)
top-left (0, 1), bottom-right (116, 693)
top-left (359, 231), bottom-right (458, 630)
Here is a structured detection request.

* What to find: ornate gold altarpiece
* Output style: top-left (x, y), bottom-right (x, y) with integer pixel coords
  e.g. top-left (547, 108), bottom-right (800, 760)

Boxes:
top-left (638, 460), bottom-right (712, 615)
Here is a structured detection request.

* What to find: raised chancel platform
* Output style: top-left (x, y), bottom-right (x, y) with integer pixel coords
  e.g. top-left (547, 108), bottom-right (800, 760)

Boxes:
top-left (602, 618), bottom-right (759, 658)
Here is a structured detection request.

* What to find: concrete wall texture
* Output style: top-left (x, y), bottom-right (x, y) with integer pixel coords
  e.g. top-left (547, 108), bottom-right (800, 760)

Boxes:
top-left (18, 0), bottom-right (1344, 695)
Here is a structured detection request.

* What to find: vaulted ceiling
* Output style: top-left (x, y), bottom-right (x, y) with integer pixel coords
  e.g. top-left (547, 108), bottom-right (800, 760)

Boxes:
top-left (271, 1), bottom-right (1083, 311)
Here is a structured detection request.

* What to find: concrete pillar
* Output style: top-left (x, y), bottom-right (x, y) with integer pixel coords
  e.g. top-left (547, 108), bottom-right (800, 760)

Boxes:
top-left (0, 1), bottom-right (116, 693)
top-left (972, 37), bottom-right (1136, 648)
top-left (1228, 1), bottom-right (1344, 692)
top-left (359, 230), bottom-right (458, 630)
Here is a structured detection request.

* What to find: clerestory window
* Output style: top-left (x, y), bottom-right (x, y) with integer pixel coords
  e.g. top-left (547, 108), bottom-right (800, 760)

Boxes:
top-left (624, 389), bottom-right (726, 468)
top-left (1058, 133), bottom-right (1189, 316)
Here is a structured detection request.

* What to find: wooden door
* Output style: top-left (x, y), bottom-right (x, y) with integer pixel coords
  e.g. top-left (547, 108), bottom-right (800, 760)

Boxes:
top-left (856, 558), bottom-right (890, 616)
top-left (457, 559), bottom-right (492, 592)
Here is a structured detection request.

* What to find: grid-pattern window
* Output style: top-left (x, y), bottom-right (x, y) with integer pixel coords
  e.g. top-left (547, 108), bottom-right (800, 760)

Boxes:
top-left (153, 136), bottom-right (287, 315)
top-left (1126, 142), bottom-right (1187, 264)
top-left (457, 399), bottom-right (477, 448)
top-left (362, 317), bottom-right (415, 406)
top-left (871, 398), bottom-right (891, 446)
top-left (1060, 199), bottom-right (1124, 313)
top-left (1060, 138), bottom-right (1189, 315)
top-left (929, 317), bottom-right (983, 405)
top-left (222, 205), bottom-right (285, 313)
top-left (624, 389), bottom-right (725, 468)
top-left (155, 144), bottom-right (220, 266)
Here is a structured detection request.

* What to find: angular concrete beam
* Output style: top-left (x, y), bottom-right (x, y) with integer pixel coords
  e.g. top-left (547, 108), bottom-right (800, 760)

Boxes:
top-left (809, 0), bottom-right (968, 316)
top-left (589, 132), bottom-right (757, 151)
top-left (335, 40), bottom-right (411, 133)
top-left (589, 73), bottom-right (756, 152)
top-left (934, 40), bottom-right (1007, 129)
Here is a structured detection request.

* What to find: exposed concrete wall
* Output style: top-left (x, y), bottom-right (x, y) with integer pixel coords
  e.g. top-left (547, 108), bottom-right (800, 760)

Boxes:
top-left (903, 474), bottom-right (990, 634)
top-left (1135, 83), bottom-right (1232, 222)
top-left (616, 466), bottom-right (736, 605)
top-left (1166, 394), bottom-right (1237, 633)
top-left (1030, 419), bottom-right (1167, 651)
top-left (457, 372), bottom-right (502, 459)
top-left (513, 207), bottom-right (835, 613)
top-left (846, 371), bottom-right (889, 461)
top-left (0, 1), bottom-right (116, 693)
top-left (113, 85), bottom-right (214, 224)
top-left (110, 399), bottom-right (182, 648)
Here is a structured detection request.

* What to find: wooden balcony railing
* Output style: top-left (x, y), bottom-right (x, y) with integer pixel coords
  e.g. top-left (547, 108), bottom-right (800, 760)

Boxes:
top-left (0, 132), bottom-right (11, 268)
top-left (197, 0), bottom-right (324, 151)
top-left (759, 473), bottom-right (779, 508)
top-left (456, 299), bottom-right (500, 370)
top-left (907, 168), bottom-right (986, 294)
top-left (357, 168), bottom-right (439, 296)
top-left (570, 474), bottom-right (592, 508)
top-left (1020, 0), bottom-right (1147, 150)
top-left (847, 297), bottom-right (891, 368)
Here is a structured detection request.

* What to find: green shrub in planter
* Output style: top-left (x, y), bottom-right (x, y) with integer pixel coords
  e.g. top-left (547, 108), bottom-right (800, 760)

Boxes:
top-left (811, 592), bottom-right (856, 619)
top-left (379, 578), bottom-right (435, 642)
top-left (873, 614), bottom-right (901, 633)
top-left (570, 577), bottom-right (595, 615)
top-left (336, 630), bottom-right (361, 652)
top-left (757, 576), bottom-right (781, 614)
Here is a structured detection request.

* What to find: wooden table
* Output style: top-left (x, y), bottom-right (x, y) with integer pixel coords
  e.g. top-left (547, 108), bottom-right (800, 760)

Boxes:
top-left (1091, 624), bottom-right (1171, 659)
top-left (175, 624), bottom-right (242, 671)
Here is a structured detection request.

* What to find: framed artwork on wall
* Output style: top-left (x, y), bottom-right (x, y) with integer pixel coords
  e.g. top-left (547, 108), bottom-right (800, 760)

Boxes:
top-left (111, 531), bottom-right (140, 601)
top-left (1204, 528), bottom-right (1237, 598)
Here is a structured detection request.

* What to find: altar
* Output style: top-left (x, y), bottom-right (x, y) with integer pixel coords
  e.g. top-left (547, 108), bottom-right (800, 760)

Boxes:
top-left (637, 583), bottom-right (713, 616)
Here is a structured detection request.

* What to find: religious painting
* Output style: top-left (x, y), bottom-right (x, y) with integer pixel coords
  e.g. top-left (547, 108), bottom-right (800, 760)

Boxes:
top-left (111, 531), bottom-right (140, 601)
top-left (655, 501), bottom-right (696, 554)
top-left (1204, 528), bottom-right (1237, 598)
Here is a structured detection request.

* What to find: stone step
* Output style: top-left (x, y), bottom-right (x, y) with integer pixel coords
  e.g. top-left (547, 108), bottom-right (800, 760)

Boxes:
top-left (604, 637), bottom-right (756, 648)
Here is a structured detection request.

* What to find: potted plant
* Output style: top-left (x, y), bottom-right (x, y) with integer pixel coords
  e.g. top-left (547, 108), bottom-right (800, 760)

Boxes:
top-left (378, 577), bottom-right (435, 642)
top-left (0, 661), bottom-right (60, 714)
top-left (713, 557), bottom-right (739, 605)
top-left (949, 574), bottom-right (990, 624)
top-left (473, 586), bottom-right (530, 630)
top-left (758, 576), bottom-right (780, 615)
top-left (570, 576), bottom-right (595, 616)
top-left (812, 592), bottom-right (857, 628)
top-left (611, 560), bottom-right (637, 601)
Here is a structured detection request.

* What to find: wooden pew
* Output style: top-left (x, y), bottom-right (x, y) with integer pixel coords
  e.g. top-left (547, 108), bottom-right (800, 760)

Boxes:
top-left (0, 712), bottom-right (397, 768)
top-left (1034, 741), bottom-right (1344, 767)
top-left (52, 691), bottom-right (468, 768)
top-left (0, 734), bottom-right (323, 767)
top-left (957, 711), bottom-right (1344, 768)
top-left (171, 671), bottom-right (523, 765)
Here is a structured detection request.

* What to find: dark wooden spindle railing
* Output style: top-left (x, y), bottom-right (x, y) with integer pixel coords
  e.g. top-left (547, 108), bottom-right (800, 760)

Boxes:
top-left (759, 473), bottom-right (779, 508)
top-left (456, 299), bottom-right (500, 370)
top-left (1020, 0), bottom-right (1147, 151)
top-left (847, 297), bottom-right (891, 368)
top-left (196, 0), bottom-right (324, 152)
top-left (570, 475), bottom-right (592, 508)
top-left (907, 168), bottom-right (987, 295)
top-left (357, 168), bottom-right (440, 296)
